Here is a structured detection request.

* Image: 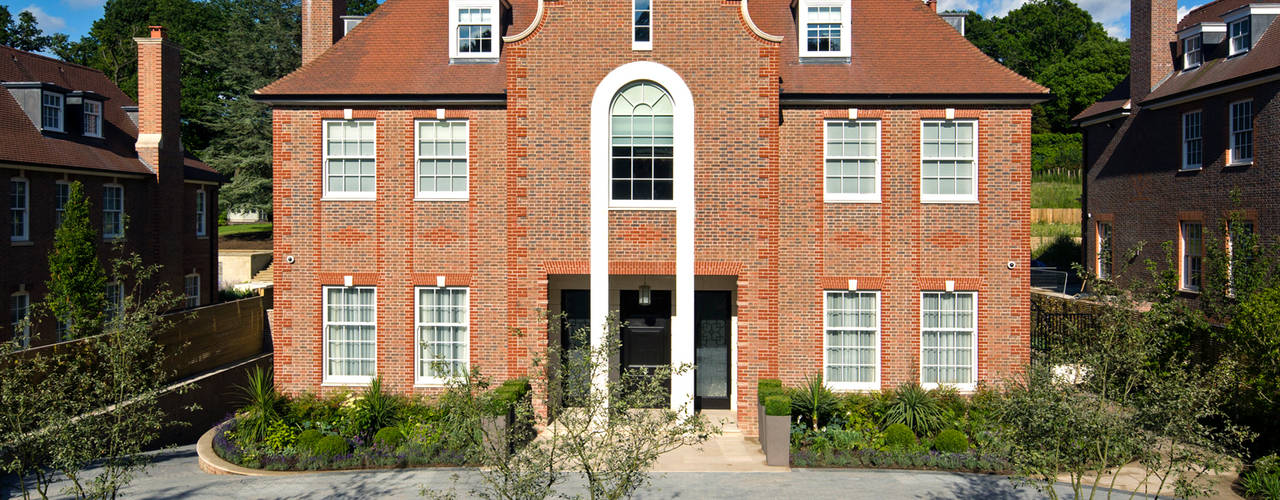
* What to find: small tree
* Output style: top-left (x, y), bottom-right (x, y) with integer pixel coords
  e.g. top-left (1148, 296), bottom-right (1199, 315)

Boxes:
top-left (44, 181), bottom-right (108, 340)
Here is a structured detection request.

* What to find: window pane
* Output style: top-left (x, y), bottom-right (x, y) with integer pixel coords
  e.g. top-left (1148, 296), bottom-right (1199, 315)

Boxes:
top-left (611, 83), bottom-right (674, 201)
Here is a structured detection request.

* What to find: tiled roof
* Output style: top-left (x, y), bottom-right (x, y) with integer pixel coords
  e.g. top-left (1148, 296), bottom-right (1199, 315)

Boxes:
top-left (0, 45), bottom-right (218, 178)
top-left (258, 0), bottom-right (1047, 98)
top-left (1143, 19), bottom-right (1280, 104)
top-left (1178, 0), bottom-right (1250, 31)
top-left (1072, 76), bottom-right (1130, 123)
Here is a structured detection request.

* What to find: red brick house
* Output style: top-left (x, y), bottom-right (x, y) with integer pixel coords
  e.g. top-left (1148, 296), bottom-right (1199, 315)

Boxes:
top-left (257, 0), bottom-right (1045, 435)
top-left (1075, 0), bottom-right (1278, 294)
top-left (2, 28), bottom-right (222, 348)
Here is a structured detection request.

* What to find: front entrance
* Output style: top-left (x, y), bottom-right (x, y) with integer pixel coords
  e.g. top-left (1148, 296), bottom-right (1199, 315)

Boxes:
top-left (620, 289), bottom-right (672, 406)
top-left (695, 291), bottom-right (732, 410)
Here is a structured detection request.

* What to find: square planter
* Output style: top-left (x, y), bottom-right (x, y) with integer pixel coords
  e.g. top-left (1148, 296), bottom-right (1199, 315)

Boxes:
top-left (480, 414), bottom-right (510, 458)
top-left (757, 403), bottom-right (767, 453)
top-left (764, 414), bottom-right (789, 466)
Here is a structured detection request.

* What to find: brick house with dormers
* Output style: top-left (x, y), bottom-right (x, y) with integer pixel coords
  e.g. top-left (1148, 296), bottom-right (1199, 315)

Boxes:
top-left (1075, 0), bottom-right (1279, 297)
top-left (2, 29), bottom-right (222, 349)
top-left (257, 0), bottom-right (1046, 436)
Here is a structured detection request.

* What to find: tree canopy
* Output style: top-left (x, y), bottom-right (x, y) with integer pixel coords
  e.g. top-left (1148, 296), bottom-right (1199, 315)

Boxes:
top-left (0, 5), bottom-right (66, 52)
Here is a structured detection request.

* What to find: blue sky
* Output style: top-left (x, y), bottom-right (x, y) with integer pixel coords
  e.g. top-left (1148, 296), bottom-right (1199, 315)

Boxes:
top-left (6, 0), bottom-right (1210, 43)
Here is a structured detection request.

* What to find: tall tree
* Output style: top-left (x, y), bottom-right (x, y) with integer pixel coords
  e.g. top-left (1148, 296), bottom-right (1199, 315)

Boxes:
top-left (44, 181), bottom-right (108, 339)
top-left (0, 5), bottom-right (65, 52)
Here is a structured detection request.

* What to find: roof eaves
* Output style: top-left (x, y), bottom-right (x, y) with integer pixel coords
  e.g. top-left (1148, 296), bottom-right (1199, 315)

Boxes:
top-left (251, 93), bottom-right (508, 106)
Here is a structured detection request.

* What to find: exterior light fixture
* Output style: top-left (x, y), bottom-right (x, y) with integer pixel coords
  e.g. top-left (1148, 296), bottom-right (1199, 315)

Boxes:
top-left (638, 282), bottom-right (652, 306)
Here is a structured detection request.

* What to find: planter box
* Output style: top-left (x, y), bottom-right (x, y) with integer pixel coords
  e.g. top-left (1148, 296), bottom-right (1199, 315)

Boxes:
top-left (764, 413), bottom-right (789, 467)
top-left (480, 414), bottom-right (510, 458)
top-left (758, 403), bottom-right (766, 453)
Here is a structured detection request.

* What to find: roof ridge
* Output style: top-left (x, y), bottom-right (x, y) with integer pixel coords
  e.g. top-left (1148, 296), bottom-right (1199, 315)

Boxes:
top-left (0, 45), bottom-right (112, 79)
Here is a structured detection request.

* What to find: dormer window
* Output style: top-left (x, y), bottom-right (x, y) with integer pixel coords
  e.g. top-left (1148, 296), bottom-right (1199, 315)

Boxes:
top-left (633, 0), bottom-right (652, 50)
top-left (449, 0), bottom-right (499, 60)
top-left (83, 99), bottom-right (103, 137)
top-left (41, 91), bottom-right (63, 132)
top-left (1183, 34), bottom-right (1202, 69)
top-left (798, 0), bottom-right (851, 59)
top-left (1229, 17), bottom-right (1251, 55)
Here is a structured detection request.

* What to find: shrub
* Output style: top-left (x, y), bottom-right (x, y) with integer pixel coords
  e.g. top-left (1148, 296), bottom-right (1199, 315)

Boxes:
top-left (935, 429), bottom-right (970, 453)
top-left (791, 375), bottom-right (839, 430)
top-left (262, 419), bottom-right (297, 451)
top-left (758, 378), bottom-right (782, 404)
top-left (485, 378), bottom-right (532, 416)
top-left (1243, 455), bottom-right (1280, 500)
top-left (884, 423), bottom-right (916, 449)
top-left (296, 429), bottom-right (324, 452)
top-left (882, 383), bottom-right (945, 437)
top-left (234, 366), bottom-right (285, 442)
top-left (347, 377), bottom-right (400, 436)
top-left (312, 435), bottom-right (350, 458)
top-left (765, 395), bottom-right (791, 416)
top-left (374, 427), bottom-right (405, 449)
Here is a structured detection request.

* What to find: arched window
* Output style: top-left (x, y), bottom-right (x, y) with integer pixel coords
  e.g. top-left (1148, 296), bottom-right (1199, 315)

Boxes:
top-left (611, 82), bottom-right (674, 201)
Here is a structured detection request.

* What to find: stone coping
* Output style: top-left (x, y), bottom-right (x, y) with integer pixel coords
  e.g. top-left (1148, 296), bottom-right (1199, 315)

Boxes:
top-left (196, 424), bottom-right (324, 477)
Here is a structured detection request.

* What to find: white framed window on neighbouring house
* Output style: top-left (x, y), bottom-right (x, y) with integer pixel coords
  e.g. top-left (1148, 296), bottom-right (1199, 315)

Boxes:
top-left (1229, 18), bottom-right (1251, 55)
top-left (1230, 100), bottom-right (1253, 165)
top-left (42, 92), bottom-right (63, 132)
top-left (10, 178), bottom-right (28, 242)
top-left (416, 286), bottom-right (469, 385)
top-left (104, 281), bottom-right (123, 319)
top-left (824, 290), bottom-right (880, 390)
top-left (55, 181), bottom-right (70, 227)
top-left (825, 120), bottom-right (881, 202)
top-left (103, 184), bottom-right (124, 238)
top-left (184, 273), bottom-right (200, 308)
top-left (1183, 35), bottom-right (1202, 69)
top-left (323, 120), bottom-right (376, 199)
top-left (1096, 221), bottom-right (1113, 279)
top-left (633, 0), bottom-right (651, 50)
top-left (10, 291), bottom-right (30, 349)
top-left (195, 189), bottom-right (207, 236)
top-left (83, 99), bottom-right (103, 137)
top-left (921, 291), bottom-right (977, 390)
top-left (323, 286), bottom-right (376, 384)
top-left (797, 1), bottom-right (850, 59)
top-left (449, 0), bottom-right (499, 59)
top-left (415, 120), bottom-right (469, 199)
top-left (1182, 111), bottom-right (1202, 170)
top-left (1180, 222), bottom-right (1203, 291)
top-left (921, 120), bottom-right (978, 203)
top-left (610, 82), bottom-right (675, 206)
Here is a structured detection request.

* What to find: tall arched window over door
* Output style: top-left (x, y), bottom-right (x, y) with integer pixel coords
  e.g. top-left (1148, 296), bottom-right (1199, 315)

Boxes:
top-left (611, 82), bottom-right (674, 202)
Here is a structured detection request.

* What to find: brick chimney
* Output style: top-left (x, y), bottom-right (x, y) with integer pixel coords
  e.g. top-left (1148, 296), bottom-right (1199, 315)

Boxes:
top-left (134, 26), bottom-right (182, 177)
top-left (302, 0), bottom-right (348, 64)
top-left (1130, 0), bottom-right (1177, 102)
top-left (926, 0), bottom-right (938, 12)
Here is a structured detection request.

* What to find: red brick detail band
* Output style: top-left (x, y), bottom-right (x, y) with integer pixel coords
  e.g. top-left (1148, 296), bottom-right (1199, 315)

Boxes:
top-left (408, 273), bottom-right (472, 286)
top-left (819, 109), bottom-right (888, 120)
top-left (918, 109), bottom-right (983, 119)
top-left (317, 272), bottom-right (380, 285)
top-left (917, 277), bottom-right (983, 290)
top-left (818, 277), bottom-right (888, 290)
top-left (542, 261), bottom-right (743, 276)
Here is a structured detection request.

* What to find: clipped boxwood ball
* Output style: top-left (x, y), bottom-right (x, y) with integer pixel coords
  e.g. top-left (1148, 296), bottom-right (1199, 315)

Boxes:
top-left (935, 429), bottom-right (970, 453)
top-left (313, 435), bottom-right (351, 457)
top-left (884, 423), bottom-right (917, 448)
top-left (764, 395), bottom-right (792, 416)
top-left (374, 427), bottom-right (404, 448)
top-left (296, 429), bottom-right (324, 452)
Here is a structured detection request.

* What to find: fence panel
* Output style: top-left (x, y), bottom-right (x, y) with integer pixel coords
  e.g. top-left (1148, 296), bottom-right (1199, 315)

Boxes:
top-left (1031, 208), bottom-right (1082, 224)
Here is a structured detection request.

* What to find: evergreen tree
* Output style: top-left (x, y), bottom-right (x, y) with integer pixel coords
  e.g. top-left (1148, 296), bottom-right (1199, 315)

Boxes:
top-left (44, 181), bottom-right (108, 339)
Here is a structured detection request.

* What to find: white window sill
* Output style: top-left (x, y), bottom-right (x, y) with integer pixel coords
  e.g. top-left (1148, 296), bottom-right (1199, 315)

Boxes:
top-left (42, 127), bottom-right (64, 133)
top-left (414, 194), bottom-right (469, 202)
top-left (1182, 64), bottom-right (1201, 72)
top-left (414, 380), bottom-right (450, 388)
top-left (10, 239), bottom-right (32, 246)
top-left (1179, 287), bottom-right (1202, 295)
top-left (828, 382), bottom-right (879, 392)
top-left (1227, 161), bottom-right (1253, 167)
top-left (196, 234), bottom-right (208, 239)
top-left (632, 41), bottom-right (652, 51)
top-left (322, 195), bottom-right (377, 202)
top-left (322, 378), bottom-right (374, 387)
top-left (921, 199), bottom-right (979, 205)
top-left (825, 196), bottom-right (881, 204)
top-left (1180, 166), bottom-right (1203, 172)
top-left (609, 202), bottom-right (677, 211)
top-left (922, 382), bottom-right (976, 393)
top-left (84, 133), bottom-right (103, 139)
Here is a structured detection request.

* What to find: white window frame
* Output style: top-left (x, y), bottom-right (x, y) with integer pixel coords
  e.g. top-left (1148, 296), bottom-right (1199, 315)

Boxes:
top-left (1096, 221), bottom-right (1113, 280)
top-left (824, 119), bottom-right (882, 203)
top-left (797, 0), bottom-right (851, 59)
top-left (632, 0), bottom-right (652, 50)
top-left (83, 99), bottom-right (103, 138)
top-left (1182, 34), bottom-right (1203, 70)
top-left (1229, 18), bottom-right (1251, 56)
top-left (322, 120), bottom-right (377, 201)
top-left (184, 273), bottom-right (201, 308)
top-left (41, 91), bottom-right (63, 132)
top-left (1182, 111), bottom-right (1203, 170)
top-left (322, 286), bottom-right (378, 385)
top-left (195, 189), bottom-right (207, 236)
top-left (823, 290), bottom-right (880, 391)
top-left (103, 184), bottom-right (124, 239)
top-left (448, 0), bottom-right (500, 60)
top-left (609, 82), bottom-right (677, 210)
top-left (10, 177), bottom-right (29, 242)
top-left (105, 281), bottom-right (124, 319)
top-left (11, 291), bottom-right (30, 349)
top-left (55, 180), bottom-right (70, 228)
top-left (1180, 222), bottom-right (1203, 292)
top-left (1229, 100), bottom-right (1253, 165)
top-left (414, 286), bottom-right (471, 386)
top-left (414, 119), bottom-right (470, 201)
top-left (920, 119), bottom-right (979, 203)
top-left (920, 291), bottom-right (978, 392)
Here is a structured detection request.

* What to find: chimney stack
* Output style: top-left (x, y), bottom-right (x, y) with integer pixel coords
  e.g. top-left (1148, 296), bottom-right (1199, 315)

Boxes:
top-left (926, 0), bottom-right (938, 13)
top-left (303, 0), bottom-right (349, 64)
top-left (134, 26), bottom-right (181, 177)
top-left (1130, 0), bottom-right (1177, 102)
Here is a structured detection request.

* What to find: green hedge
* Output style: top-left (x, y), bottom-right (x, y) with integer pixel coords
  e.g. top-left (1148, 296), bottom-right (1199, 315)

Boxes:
top-left (1031, 133), bottom-right (1082, 174)
top-left (765, 395), bottom-right (791, 416)
top-left (313, 435), bottom-right (350, 457)
top-left (758, 378), bottom-right (783, 405)
top-left (486, 378), bottom-right (532, 416)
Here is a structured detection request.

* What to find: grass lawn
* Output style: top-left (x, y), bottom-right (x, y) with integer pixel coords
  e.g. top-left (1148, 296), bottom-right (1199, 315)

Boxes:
top-left (1032, 181), bottom-right (1082, 209)
top-left (218, 223), bottom-right (272, 237)
top-left (1032, 222), bottom-right (1081, 238)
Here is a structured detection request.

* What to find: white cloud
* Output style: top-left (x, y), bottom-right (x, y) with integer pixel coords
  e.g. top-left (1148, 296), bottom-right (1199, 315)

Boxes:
top-left (1178, 3), bottom-right (1203, 21)
top-left (20, 5), bottom-right (67, 31)
top-left (61, 0), bottom-right (105, 8)
top-left (938, 0), bottom-right (981, 12)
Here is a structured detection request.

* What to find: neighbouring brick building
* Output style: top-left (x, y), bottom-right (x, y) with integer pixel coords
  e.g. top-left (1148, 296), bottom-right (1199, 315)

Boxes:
top-left (2, 28), bottom-right (222, 348)
top-left (258, 0), bottom-right (1046, 435)
top-left (1075, 0), bottom-right (1278, 295)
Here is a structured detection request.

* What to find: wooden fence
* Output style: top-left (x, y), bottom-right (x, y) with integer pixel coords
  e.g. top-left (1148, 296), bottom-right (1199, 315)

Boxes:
top-left (1032, 208), bottom-right (1081, 225)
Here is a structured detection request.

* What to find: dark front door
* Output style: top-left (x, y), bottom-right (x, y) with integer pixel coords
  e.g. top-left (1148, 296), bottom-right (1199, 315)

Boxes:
top-left (695, 291), bottom-right (732, 410)
top-left (619, 289), bottom-right (671, 407)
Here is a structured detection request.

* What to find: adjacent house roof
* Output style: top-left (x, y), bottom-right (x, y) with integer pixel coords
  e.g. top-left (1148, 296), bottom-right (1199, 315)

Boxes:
top-left (257, 0), bottom-right (1047, 99)
top-left (0, 45), bottom-right (219, 179)
top-left (1072, 76), bottom-right (1130, 124)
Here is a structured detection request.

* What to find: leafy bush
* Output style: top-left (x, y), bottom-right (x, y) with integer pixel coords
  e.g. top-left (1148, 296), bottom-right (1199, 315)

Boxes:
top-left (262, 419), bottom-right (297, 451)
top-left (765, 395), bottom-right (791, 416)
top-left (296, 429), bottom-right (324, 452)
top-left (485, 378), bottom-right (532, 416)
top-left (313, 435), bottom-right (351, 458)
top-left (346, 377), bottom-right (401, 437)
top-left (1243, 455), bottom-right (1280, 500)
top-left (758, 378), bottom-right (783, 404)
top-left (234, 366), bottom-right (285, 442)
top-left (881, 384), bottom-right (945, 437)
top-left (1031, 133), bottom-right (1082, 174)
top-left (884, 423), bottom-right (917, 449)
top-left (790, 375), bottom-right (839, 430)
top-left (935, 429), bottom-right (970, 453)
top-left (374, 427), bottom-right (405, 449)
